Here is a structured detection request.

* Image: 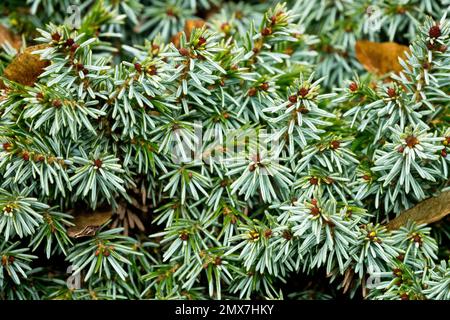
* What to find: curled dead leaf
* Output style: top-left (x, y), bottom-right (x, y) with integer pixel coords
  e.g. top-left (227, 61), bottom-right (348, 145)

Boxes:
top-left (1, 44), bottom-right (50, 87)
top-left (171, 19), bottom-right (205, 47)
top-left (386, 190), bottom-right (450, 230)
top-left (355, 40), bottom-right (410, 76)
top-left (67, 209), bottom-right (113, 238)
top-left (0, 24), bottom-right (22, 50)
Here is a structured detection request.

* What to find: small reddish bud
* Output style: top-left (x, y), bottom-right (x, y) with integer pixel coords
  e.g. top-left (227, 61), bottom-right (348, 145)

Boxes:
top-left (51, 33), bottom-right (61, 42)
top-left (429, 25), bottom-right (441, 38)
top-left (311, 198), bottom-right (318, 206)
top-left (65, 38), bottom-right (75, 47)
top-left (288, 95), bottom-right (297, 103)
top-left (282, 230), bottom-right (292, 240)
top-left (8, 256), bottom-right (14, 263)
top-left (22, 152), bottom-right (30, 161)
top-left (70, 43), bottom-right (79, 52)
top-left (147, 65), bottom-right (157, 75)
top-left (2, 143), bottom-right (11, 151)
top-left (178, 47), bottom-right (189, 56)
top-left (330, 140), bottom-right (340, 150)
top-left (264, 229), bottom-right (272, 238)
top-left (93, 159), bottom-right (102, 168)
top-left (166, 8), bottom-right (175, 17)
top-left (134, 63), bottom-right (142, 73)
top-left (387, 87), bottom-right (396, 98)
top-left (439, 45), bottom-right (447, 53)
top-left (261, 27), bottom-right (272, 36)
top-left (197, 37), bottom-right (206, 46)
top-left (398, 146), bottom-right (405, 153)
top-left (441, 149), bottom-right (447, 158)
top-left (309, 177), bottom-right (318, 185)
top-left (248, 87), bottom-right (257, 97)
top-left (405, 136), bottom-right (419, 148)
top-left (52, 100), bottom-right (62, 108)
top-left (393, 268), bottom-right (402, 277)
top-left (310, 206), bottom-right (320, 216)
top-left (349, 82), bottom-right (358, 92)
top-left (179, 233), bottom-right (189, 241)
top-left (362, 174), bottom-right (371, 181)
top-left (260, 82), bottom-right (269, 91)
top-left (248, 164), bottom-right (256, 171)
top-left (298, 87), bottom-right (309, 98)
top-left (299, 107), bottom-right (309, 114)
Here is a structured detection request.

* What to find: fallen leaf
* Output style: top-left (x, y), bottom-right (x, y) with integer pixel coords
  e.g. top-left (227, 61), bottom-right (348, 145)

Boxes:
top-left (355, 40), bottom-right (410, 76)
top-left (67, 209), bottom-right (113, 238)
top-left (171, 19), bottom-right (205, 47)
top-left (1, 44), bottom-right (50, 87)
top-left (386, 190), bottom-right (450, 230)
top-left (0, 24), bottom-right (22, 50)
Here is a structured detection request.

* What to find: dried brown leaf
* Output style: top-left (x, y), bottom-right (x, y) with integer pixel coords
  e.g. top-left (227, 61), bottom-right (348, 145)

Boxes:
top-left (355, 40), bottom-right (410, 76)
top-left (67, 209), bottom-right (113, 238)
top-left (2, 44), bottom-right (50, 87)
top-left (386, 190), bottom-right (450, 230)
top-left (0, 24), bottom-right (22, 50)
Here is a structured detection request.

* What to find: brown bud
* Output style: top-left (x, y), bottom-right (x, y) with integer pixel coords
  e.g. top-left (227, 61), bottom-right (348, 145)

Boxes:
top-left (288, 95), bottom-right (297, 103)
top-left (387, 87), bottom-right (396, 98)
top-left (261, 27), bottom-right (272, 36)
top-left (197, 37), bottom-right (206, 46)
top-left (260, 82), bottom-right (269, 91)
top-left (70, 43), bottom-right (79, 52)
top-left (429, 25), bottom-right (441, 38)
top-left (247, 87), bottom-right (257, 97)
top-left (330, 140), bottom-right (340, 150)
top-left (52, 100), bottom-right (62, 108)
top-left (93, 159), bottom-right (102, 168)
top-left (405, 136), bottom-right (419, 148)
top-left (51, 33), bottom-right (61, 42)
top-left (134, 63), bottom-right (142, 73)
top-left (298, 87), bottom-right (309, 98)
top-left (180, 232), bottom-right (189, 241)
top-left (282, 230), bottom-right (292, 240)
top-left (65, 38), bottom-right (75, 47)
top-left (349, 82), bottom-right (358, 92)
top-left (2, 143), bottom-right (11, 151)
top-left (178, 47), bottom-right (189, 56)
